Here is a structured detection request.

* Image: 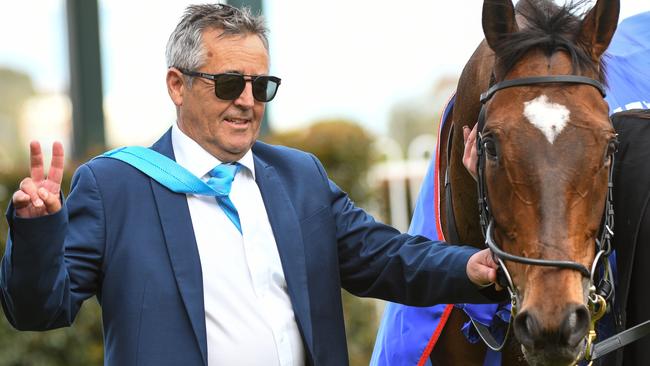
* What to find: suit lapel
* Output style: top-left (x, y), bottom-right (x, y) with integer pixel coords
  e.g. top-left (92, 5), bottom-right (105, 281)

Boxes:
top-left (253, 153), bottom-right (314, 351)
top-left (150, 130), bottom-right (208, 365)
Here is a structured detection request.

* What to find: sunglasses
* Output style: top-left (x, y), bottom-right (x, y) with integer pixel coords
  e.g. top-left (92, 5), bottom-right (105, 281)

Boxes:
top-left (179, 69), bottom-right (281, 102)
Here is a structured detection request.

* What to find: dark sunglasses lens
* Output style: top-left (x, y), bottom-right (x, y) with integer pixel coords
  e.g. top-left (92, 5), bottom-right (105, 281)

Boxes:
top-left (215, 74), bottom-right (245, 100)
top-left (252, 77), bottom-right (280, 102)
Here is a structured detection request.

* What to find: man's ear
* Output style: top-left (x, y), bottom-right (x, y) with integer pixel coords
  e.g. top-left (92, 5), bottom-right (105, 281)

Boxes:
top-left (167, 68), bottom-right (185, 107)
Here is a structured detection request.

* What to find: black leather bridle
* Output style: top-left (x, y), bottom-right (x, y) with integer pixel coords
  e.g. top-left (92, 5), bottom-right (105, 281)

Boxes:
top-left (443, 74), bottom-right (650, 360)
top-left (475, 75), bottom-right (614, 290)
top-left (473, 75), bottom-right (618, 360)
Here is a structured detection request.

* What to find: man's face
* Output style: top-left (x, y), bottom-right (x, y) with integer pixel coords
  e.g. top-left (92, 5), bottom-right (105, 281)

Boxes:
top-left (175, 28), bottom-right (269, 162)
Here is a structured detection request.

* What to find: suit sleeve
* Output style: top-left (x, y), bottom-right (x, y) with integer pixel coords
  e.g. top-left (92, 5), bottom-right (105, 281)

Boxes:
top-left (0, 164), bottom-right (105, 330)
top-left (309, 155), bottom-right (496, 305)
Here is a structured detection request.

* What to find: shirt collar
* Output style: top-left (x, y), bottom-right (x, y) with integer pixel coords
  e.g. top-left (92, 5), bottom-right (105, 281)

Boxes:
top-left (171, 122), bottom-right (256, 179)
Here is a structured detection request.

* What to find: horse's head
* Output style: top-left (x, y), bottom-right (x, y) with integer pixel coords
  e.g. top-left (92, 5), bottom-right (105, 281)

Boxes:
top-left (479, 0), bottom-right (619, 364)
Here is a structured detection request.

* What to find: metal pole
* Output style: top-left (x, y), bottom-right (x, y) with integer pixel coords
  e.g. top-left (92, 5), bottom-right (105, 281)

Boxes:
top-left (66, 0), bottom-right (106, 160)
top-left (227, 0), bottom-right (271, 136)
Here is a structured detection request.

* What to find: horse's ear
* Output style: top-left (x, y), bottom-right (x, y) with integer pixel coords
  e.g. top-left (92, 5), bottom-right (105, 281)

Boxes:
top-left (577, 0), bottom-right (619, 60)
top-left (482, 0), bottom-right (518, 52)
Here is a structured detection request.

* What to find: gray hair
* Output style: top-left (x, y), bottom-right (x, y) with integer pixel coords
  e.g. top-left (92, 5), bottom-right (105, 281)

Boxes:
top-left (165, 3), bottom-right (269, 72)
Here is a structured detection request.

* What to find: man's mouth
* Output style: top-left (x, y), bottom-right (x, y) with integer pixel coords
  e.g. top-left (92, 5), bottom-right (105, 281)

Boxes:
top-left (224, 118), bottom-right (250, 126)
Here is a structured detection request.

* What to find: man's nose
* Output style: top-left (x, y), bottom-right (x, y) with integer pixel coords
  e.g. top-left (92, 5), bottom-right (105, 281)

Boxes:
top-left (234, 81), bottom-right (255, 108)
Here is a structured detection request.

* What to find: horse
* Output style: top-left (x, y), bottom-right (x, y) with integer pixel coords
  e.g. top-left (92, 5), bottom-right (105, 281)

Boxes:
top-left (432, 0), bottom-right (619, 365)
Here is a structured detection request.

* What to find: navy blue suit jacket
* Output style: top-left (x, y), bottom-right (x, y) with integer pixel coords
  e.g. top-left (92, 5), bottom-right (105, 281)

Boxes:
top-left (1, 131), bottom-right (494, 365)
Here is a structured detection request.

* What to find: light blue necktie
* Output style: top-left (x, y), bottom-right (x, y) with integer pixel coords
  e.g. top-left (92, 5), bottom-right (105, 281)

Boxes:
top-left (207, 163), bottom-right (242, 234)
top-left (99, 146), bottom-right (243, 234)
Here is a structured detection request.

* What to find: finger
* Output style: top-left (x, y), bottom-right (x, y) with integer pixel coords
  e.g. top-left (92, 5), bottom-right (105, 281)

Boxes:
top-left (463, 125), bottom-right (471, 145)
top-left (12, 190), bottom-right (33, 209)
top-left (480, 250), bottom-right (504, 290)
top-left (38, 187), bottom-right (62, 214)
top-left (468, 251), bottom-right (497, 286)
top-left (475, 266), bottom-right (497, 287)
top-left (463, 134), bottom-right (476, 172)
top-left (465, 124), bottom-right (477, 150)
top-left (19, 178), bottom-right (44, 208)
top-left (463, 130), bottom-right (473, 159)
top-left (30, 141), bottom-right (45, 182)
top-left (483, 249), bottom-right (499, 269)
top-left (485, 267), bottom-right (497, 284)
top-left (47, 141), bottom-right (65, 188)
top-left (463, 125), bottom-right (479, 181)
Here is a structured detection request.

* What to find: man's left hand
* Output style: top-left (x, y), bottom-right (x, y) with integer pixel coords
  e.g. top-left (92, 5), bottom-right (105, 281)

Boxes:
top-left (466, 248), bottom-right (499, 288)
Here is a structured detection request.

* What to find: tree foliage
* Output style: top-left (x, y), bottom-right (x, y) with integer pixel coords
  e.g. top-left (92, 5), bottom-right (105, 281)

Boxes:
top-left (267, 119), bottom-right (381, 366)
top-left (265, 119), bottom-right (377, 205)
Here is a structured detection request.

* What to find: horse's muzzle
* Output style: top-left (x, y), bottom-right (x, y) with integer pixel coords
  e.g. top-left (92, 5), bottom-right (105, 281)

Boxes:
top-left (514, 304), bottom-right (590, 365)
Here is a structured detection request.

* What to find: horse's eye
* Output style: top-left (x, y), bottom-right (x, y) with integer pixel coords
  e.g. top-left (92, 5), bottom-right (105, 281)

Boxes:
top-left (483, 138), bottom-right (498, 159)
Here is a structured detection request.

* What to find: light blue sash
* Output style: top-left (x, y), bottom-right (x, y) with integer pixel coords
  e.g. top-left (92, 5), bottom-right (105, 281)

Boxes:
top-left (98, 146), bottom-right (242, 233)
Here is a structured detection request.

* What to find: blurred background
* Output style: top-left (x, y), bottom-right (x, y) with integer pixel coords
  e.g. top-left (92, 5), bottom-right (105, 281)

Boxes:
top-left (0, 0), bottom-right (647, 365)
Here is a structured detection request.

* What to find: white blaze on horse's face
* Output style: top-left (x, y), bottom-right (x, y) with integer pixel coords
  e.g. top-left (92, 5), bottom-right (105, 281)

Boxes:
top-left (523, 95), bottom-right (571, 144)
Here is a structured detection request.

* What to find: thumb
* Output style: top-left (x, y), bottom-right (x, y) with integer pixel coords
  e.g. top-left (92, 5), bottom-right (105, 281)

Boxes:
top-left (481, 266), bottom-right (497, 285)
top-left (482, 248), bottom-right (498, 269)
top-left (471, 264), bottom-right (497, 288)
top-left (468, 249), bottom-right (498, 286)
top-left (38, 187), bottom-right (62, 214)
top-left (466, 249), bottom-right (496, 287)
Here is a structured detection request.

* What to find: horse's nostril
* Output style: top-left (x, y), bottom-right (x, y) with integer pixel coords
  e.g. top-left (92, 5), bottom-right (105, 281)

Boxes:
top-left (560, 305), bottom-right (590, 347)
top-left (513, 310), bottom-right (539, 348)
top-left (514, 305), bottom-right (591, 350)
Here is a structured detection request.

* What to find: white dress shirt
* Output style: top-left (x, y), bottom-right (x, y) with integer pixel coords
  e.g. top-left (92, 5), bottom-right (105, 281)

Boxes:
top-left (172, 124), bottom-right (305, 366)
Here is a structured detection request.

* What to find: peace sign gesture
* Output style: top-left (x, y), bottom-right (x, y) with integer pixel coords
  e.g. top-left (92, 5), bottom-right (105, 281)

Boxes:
top-left (13, 141), bottom-right (65, 218)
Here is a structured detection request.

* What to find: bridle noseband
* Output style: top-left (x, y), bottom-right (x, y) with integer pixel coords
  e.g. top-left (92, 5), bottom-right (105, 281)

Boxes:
top-left (474, 75), bottom-right (616, 360)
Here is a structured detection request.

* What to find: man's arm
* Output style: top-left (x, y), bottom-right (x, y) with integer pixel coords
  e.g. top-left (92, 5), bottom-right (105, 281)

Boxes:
top-left (1, 142), bottom-right (103, 330)
top-left (303, 149), bottom-right (498, 305)
top-left (328, 178), bottom-right (497, 305)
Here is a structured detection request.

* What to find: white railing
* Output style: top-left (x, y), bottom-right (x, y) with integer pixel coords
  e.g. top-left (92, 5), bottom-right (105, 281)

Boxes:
top-left (369, 134), bottom-right (436, 232)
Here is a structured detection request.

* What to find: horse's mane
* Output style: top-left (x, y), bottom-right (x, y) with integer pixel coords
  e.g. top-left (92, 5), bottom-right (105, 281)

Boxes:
top-left (490, 0), bottom-right (605, 83)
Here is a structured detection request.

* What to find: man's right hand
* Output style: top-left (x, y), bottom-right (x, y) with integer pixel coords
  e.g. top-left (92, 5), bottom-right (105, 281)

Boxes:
top-left (13, 141), bottom-right (64, 218)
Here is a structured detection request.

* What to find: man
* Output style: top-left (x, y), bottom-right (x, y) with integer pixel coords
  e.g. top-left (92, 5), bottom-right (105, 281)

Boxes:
top-left (1, 4), bottom-right (500, 366)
